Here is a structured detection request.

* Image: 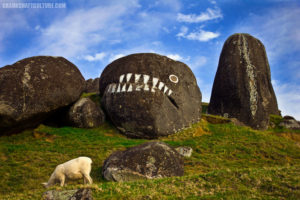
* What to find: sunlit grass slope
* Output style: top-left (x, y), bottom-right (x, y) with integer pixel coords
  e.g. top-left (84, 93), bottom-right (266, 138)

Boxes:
top-left (0, 111), bottom-right (300, 199)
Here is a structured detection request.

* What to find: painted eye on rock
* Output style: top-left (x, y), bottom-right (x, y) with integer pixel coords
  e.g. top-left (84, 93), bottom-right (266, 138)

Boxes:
top-left (169, 74), bottom-right (179, 83)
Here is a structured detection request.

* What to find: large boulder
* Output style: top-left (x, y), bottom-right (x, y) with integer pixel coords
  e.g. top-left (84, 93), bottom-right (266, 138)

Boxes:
top-left (99, 53), bottom-right (202, 139)
top-left (208, 33), bottom-right (280, 129)
top-left (102, 141), bottom-right (184, 182)
top-left (85, 78), bottom-right (100, 94)
top-left (0, 56), bottom-right (85, 135)
top-left (279, 116), bottom-right (300, 130)
top-left (67, 97), bottom-right (105, 128)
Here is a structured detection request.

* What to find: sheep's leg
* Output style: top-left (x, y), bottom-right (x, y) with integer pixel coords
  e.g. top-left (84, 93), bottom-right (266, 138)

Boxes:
top-left (59, 175), bottom-right (65, 187)
top-left (83, 173), bottom-right (93, 184)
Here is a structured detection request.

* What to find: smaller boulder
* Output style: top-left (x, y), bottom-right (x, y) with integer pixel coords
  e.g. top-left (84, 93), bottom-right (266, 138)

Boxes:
top-left (85, 78), bottom-right (99, 94)
top-left (175, 146), bottom-right (193, 157)
top-left (43, 190), bottom-right (77, 200)
top-left (102, 141), bottom-right (184, 182)
top-left (70, 189), bottom-right (93, 200)
top-left (279, 116), bottom-right (300, 130)
top-left (68, 97), bottom-right (105, 128)
top-left (43, 189), bottom-right (93, 200)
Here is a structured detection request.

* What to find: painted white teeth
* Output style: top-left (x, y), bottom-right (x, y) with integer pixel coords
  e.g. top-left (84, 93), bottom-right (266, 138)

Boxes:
top-left (151, 87), bottom-right (155, 93)
top-left (158, 82), bottom-right (164, 90)
top-left (110, 75), bottom-right (173, 96)
top-left (116, 84), bottom-right (121, 93)
top-left (136, 85), bottom-right (143, 91)
top-left (143, 75), bottom-right (150, 84)
top-left (135, 74), bottom-right (141, 83)
top-left (126, 73), bottom-right (132, 82)
top-left (107, 84), bottom-right (112, 93)
top-left (152, 77), bottom-right (159, 87)
top-left (128, 84), bottom-right (133, 92)
top-left (111, 84), bottom-right (116, 93)
top-left (121, 84), bottom-right (127, 92)
top-left (144, 84), bottom-right (149, 91)
top-left (164, 85), bottom-right (168, 93)
top-left (119, 74), bottom-right (125, 83)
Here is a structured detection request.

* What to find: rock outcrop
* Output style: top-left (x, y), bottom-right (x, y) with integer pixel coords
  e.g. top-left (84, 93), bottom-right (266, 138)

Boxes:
top-left (0, 56), bottom-right (85, 135)
top-left (43, 189), bottom-right (93, 200)
top-left (102, 141), bottom-right (184, 182)
top-left (85, 78), bottom-right (100, 94)
top-left (208, 33), bottom-right (280, 129)
top-left (279, 116), bottom-right (300, 130)
top-left (99, 53), bottom-right (202, 138)
top-left (67, 97), bottom-right (105, 128)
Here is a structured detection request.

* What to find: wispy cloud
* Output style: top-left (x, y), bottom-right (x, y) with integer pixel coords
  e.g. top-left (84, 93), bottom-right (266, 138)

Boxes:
top-left (234, 6), bottom-right (300, 66)
top-left (166, 54), bottom-right (184, 61)
top-left (186, 29), bottom-right (220, 41)
top-left (0, 9), bottom-right (29, 52)
top-left (177, 7), bottom-right (222, 23)
top-left (176, 26), bottom-right (188, 38)
top-left (36, 1), bottom-right (140, 58)
top-left (177, 28), bottom-right (220, 42)
top-left (83, 52), bottom-right (106, 62)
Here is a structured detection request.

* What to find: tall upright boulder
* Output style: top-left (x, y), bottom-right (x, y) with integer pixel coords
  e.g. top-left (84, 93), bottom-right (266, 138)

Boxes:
top-left (99, 53), bottom-right (202, 139)
top-left (0, 56), bottom-right (85, 135)
top-left (208, 33), bottom-right (280, 129)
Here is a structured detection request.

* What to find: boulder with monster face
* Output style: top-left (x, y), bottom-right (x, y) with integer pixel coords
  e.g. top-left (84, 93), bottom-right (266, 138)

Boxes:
top-left (99, 53), bottom-right (202, 139)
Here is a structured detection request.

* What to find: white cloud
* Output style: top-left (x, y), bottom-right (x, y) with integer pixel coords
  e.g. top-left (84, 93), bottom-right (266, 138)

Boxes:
top-left (177, 26), bottom-right (220, 42)
top-left (177, 7), bottom-right (222, 23)
top-left (83, 52), bottom-right (106, 62)
top-left (166, 54), bottom-right (183, 61)
top-left (272, 80), bottom-right (300, 120)
top-left (186, 29), bottom-right (220, 41)
top-left (34, 0), bottom-right (141, 58)
top-left (176, 26), bottom-right (188, 38)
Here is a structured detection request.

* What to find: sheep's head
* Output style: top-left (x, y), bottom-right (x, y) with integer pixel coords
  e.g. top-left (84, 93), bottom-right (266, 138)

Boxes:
top-left (99, 53), bottom-right (202, 139)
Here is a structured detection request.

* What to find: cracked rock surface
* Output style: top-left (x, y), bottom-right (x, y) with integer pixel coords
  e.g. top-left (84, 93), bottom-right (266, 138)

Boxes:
top-left (67, 97), bottom-right (105, 128)
top-left (0, 56), bottom-right (85, 135)
top-left (102, 141), bottom-right (184, 182)
top-left (99, 53), bottom-right (202, 138)
top-left (208, 33), bottom-right (280, 129)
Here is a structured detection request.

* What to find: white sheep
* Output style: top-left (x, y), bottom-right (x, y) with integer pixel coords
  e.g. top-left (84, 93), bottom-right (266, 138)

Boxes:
top-left (42, 156), bottom-right (93, 188)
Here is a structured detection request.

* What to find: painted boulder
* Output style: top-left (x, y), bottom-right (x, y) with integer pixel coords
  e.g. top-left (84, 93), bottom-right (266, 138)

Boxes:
top-left (208, 33), bottom-right (280, 130)
top-left (99, 53), bottom-right (202, 139)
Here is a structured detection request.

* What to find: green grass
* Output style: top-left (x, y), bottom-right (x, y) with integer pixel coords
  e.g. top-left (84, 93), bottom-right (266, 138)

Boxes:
top-left (0, 118), bottom-right (300, 199)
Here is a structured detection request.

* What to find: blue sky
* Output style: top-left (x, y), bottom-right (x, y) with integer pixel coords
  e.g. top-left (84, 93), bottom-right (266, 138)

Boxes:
top-left (1, 0), bottom-right (300, 119)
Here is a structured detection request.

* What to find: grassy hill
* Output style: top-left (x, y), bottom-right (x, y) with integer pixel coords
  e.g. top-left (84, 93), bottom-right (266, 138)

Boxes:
top-left (0, 105), bottom-right (300, 199)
